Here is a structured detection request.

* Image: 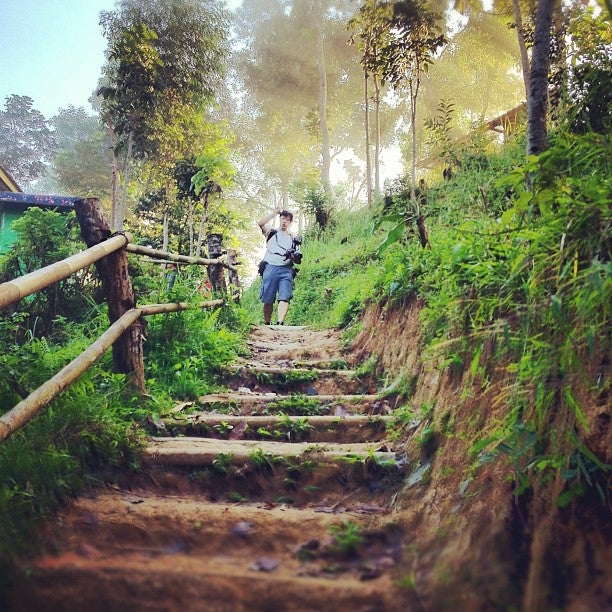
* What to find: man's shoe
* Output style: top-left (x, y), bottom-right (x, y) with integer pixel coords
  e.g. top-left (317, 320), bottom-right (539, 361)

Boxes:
top-left (276, 321), bottom-right (284, 325)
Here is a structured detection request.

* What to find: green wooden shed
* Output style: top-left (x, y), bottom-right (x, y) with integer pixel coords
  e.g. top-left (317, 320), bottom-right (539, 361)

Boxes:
top-left (0, 191), bottom-right (82, 254)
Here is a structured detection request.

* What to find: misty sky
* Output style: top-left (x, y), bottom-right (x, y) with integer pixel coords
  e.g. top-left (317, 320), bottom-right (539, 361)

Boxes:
top-left (0, 0), bottom-right (241, 119)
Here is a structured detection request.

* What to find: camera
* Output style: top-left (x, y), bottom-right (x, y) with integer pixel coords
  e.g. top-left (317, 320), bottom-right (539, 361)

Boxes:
top-left (284, 235), bottom-right (302, 264)
top-left (285, 249), bottom-right (302, 264)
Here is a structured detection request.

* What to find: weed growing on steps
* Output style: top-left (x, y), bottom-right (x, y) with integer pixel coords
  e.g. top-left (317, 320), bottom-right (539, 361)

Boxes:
top-left (328, 520), bottom-right (364, 556)
top-left (254, 369), bottom-right (319, 388)
top-left (277, 413), bottom-right (314, 441)
top-left (266, 395), bottom-right (326, 416)
top-left (212, 452), bottom-right (235, 475)
top-left (249, 448), bottom-right (280, 472)
top-left (213, 421), bottom-right (235, 438)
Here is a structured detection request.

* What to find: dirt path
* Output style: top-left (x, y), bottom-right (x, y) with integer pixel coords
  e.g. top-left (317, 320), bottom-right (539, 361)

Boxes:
top-left (7, 325), bottom-right (408, 611)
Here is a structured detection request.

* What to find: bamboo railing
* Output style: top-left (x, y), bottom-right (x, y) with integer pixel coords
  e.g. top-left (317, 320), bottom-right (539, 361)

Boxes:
top-left (0, 198), bottom-right (240, 443)
top-left (0, 233), bottom-right (131, 310)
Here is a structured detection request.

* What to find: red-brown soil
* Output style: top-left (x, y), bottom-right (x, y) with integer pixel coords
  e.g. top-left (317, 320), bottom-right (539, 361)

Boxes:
top-left (6, 310), bottom-right (611, 612)
top-left (6, 325), bottom-right (410, 611)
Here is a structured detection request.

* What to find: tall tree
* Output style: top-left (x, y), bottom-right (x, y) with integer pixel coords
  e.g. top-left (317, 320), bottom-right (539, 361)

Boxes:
top-left (378, 0), bottom-right (446, 247)
top-left (98, 0), bottom-right (230, 229)
top-left (232, 0), bottom-right (368, 206)
top-left (45, 106), bottom-right (112, 198)
top-left (348, 0), bottom-right (394, 203)
top-left (527, 0), bottom-right (555, 154)
top-left (0, 95), bottom-right (56, 189)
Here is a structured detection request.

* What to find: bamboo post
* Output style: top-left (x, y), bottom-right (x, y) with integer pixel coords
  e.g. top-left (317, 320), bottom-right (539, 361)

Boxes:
top-left (73, 198), bottom-right (146, 392)
top-left (206, 233), bottom-right (226, 293)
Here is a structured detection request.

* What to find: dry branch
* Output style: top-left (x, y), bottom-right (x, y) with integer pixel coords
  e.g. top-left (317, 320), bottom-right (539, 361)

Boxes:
top-left (125, 243), bottom-right (237, 271)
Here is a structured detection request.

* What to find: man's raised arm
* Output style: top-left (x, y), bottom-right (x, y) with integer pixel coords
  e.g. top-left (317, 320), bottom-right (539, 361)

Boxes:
top-left (258, 205), bottom-right (283, 235)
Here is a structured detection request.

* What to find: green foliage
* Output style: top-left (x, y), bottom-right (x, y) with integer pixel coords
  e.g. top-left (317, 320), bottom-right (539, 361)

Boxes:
top-left (243, 124), bottom-right (610, 507)
top-left (249, 448), bottom-right (280, 472)
top-left (0, 209), bottom-right (94, 337)
top-left (389, 129), bottom-right (610, 501)
top-left (0, 95), bottom-right (57, 188)
top-left (0, 335), bottom-right (143, 558)
top-left (265, 395), bottom-right (326, 416)
top-left (277, 413), bottom-right (314, 441)
top-left (145, 300), bottom-right (244, 400)
top-left (327, 520), bottom-right (364, 555)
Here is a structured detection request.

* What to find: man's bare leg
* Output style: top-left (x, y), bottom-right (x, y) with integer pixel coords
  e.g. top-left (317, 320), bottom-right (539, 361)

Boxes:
top-left (277, 300), bottom-right (289, 324)
top-left (263, 303), bottom-right (273, 324)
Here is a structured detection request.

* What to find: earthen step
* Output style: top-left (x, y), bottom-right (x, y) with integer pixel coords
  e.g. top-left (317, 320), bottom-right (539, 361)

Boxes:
top-left (223, 367), bottom-right (369, 395)
top-left (37, 491), bottom-right (392, 556)
top-left (228, 365), bottom-right (358, 377)
top-left (190, 392), bottom-right (383, 416)
top-left (144, 437), bottom-right (397, 466)
top-left (9, 551), bottom-right (404, 612)
top-left (163, 414), bottom-right (392, 443)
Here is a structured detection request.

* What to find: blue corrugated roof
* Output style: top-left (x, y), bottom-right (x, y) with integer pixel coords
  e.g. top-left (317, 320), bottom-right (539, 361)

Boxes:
top-left (0, 191), bottom-right (82, 208)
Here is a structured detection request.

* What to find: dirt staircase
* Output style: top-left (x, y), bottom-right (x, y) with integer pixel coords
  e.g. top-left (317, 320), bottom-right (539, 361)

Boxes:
top-left (7, 326), bottom-right (409, 611)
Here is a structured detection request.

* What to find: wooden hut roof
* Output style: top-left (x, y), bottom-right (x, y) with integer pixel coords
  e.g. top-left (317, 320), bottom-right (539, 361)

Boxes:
top-left (0, 191), bottom-right (82, 209)
top-left (0, 166), bottom-right (22, 193)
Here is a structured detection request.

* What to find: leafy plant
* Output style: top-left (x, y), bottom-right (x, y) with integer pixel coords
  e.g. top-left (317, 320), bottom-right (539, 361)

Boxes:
top-left (249, 448), bottom-right (278, 472)
top-left (328, 520), bottom-right (364, 555)
top-left (212, 452), bottom-right (234, 475)
top-left (277, 413), bottom-right (314, 441)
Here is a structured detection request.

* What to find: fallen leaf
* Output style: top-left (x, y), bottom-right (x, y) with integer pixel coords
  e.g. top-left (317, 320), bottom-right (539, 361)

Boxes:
top-left (359, 565), bottom-right (382, 581)
top-left (76, 543), bottom-right (102, 559)
top-left (230, 521), bottom-right (253, 537)
top-left (120, 494), bottom-right (146, 505)
top-left (229, 421), bottom-right (248, 440)
top-left (163, 540), bottom-right (190, 555)
top-left (313, 505), bottom-right (336, 513)
top-left (350, 505), bottom-right (388, 515)
top-left (250, 557), bottom-right (280, 572)
top-left (170, 401), bottom-right (194, 414)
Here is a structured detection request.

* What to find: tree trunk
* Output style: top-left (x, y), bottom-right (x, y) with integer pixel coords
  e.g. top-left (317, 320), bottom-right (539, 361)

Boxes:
top-left (74, 198), bottom-right (145, 393)
top-left (206, 233), bottom-right (226, 293)
top-left (512, 0), bottom-right (531, 98)
top-left (315, 4), bottom-right (332, 199)
top-left (107, 122), bottom-right (121, 231)
top-left (409, 79), bottom-right (418, 213)
top-left (117, 128), bottom-right (134, 231)
top-left (364, 72), bottom-right (372, 207)
top-left (527, 0), bottom-right (555, 155)
top-left (416, 214), bottom-right (430, 249)
top-left (162, 210), bottom-right (169, 253)
top-left (196, 195), bottom-right (209, 258)
top-left (374, 74), bottom-right (381, 196)
top-left (187, 200), bottom-right (195, 257)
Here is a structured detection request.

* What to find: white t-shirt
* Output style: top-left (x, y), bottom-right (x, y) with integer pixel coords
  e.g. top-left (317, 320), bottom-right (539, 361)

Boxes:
top-left (263, 229), bottom-right (294, 266)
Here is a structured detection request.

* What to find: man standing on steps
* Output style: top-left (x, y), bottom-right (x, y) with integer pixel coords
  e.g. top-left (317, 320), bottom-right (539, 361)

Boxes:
top-left (258, 206), bottom-right (300, 325)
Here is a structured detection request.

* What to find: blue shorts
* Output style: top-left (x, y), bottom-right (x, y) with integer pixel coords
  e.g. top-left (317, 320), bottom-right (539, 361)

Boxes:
top-left (259, 264), bottom-right (294, 304)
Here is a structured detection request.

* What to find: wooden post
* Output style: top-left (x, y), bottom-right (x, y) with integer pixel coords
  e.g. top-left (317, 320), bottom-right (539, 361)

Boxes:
top-left (206, 233), bottom-right (226, 293)
top-left (226, 248), bottom-right (240, 291)
top-left (74, 198), bottom-right (146, 392)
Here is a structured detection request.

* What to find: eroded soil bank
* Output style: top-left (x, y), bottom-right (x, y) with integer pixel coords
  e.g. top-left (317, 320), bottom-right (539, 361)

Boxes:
top-left (350, 299), bottom-right (611, 611)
